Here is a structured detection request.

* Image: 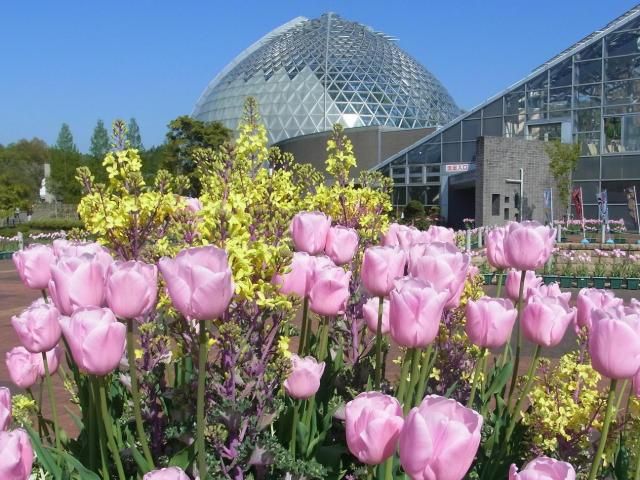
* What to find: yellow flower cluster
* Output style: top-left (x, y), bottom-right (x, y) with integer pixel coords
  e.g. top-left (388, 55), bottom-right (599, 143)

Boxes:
top-left (522, 351), bottom-right (605, 452)
top-left (11, 394), bottom-right (37, 427)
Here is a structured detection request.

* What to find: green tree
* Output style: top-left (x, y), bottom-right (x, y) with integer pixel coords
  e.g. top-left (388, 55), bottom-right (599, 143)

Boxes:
top-left (544, 140), bottom-right (581, 214)
top-left (48, 147), bottom-right (83, 203)
top-left (89, 119), bottom-right (110, 159)
top-left (0, 138), bottom-right (49, 213)
top-left (141, 144), bottom-right (167, 179)
top-left (127, 117), bottom-right (143, 150)
top-left (55, 123), bottom-right (78, 152)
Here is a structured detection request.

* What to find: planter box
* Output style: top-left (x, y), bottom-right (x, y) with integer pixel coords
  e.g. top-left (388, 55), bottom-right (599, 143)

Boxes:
top-left (576, 277), bottom-right (589, 288)
top-left (593, 277), bottom-right (606, 289)
top-left (628, 278), bottom-right (640, 290)
top-left (543, 275), bottom-right (558, 285)
top-left (610, 277), bottom-right (623, 289)
top-left (559, 276), bottom-right (573, 288)
top-left (483, 273), bottom-right (494, 285)
top-left (614, 238), bottom-right (627, 244)
top-left (494, 273), bottom-right (505, 286)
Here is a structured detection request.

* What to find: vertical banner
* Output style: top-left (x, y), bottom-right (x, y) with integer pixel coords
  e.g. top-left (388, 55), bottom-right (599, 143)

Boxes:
top-left (597, 190), bottom-right (609, 231)
top-left (625, 186), bottom-right (640, 233)
top-left (571, 186), bottom-right (585, 236)
top-left (543, 188), bottom-right (553, 225)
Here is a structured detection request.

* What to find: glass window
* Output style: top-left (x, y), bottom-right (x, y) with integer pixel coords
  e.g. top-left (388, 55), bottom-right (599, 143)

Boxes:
top-left (392, 186), bottom-right (406, 205)
top-left (423, 142), bottom-right (442, 164)
top-left (549, 110), bottom-right (571, 119)
top-left (575, 84), bottom-right (602, 108)
top-left (482, 116), bottom-right (502, 136)
top-left (623, 114), bottom-right (640, 151)
top-left (504, 208), bottom-right (510, 221)
top-left (601, 180), bottom-right (640, 203)
top-left (602, 155), bottom-right (640, 179)
top-left (576, 39), bottom-right (602, 60)
top-left (466, 109), bottom-right (481, 119)
top-left (549, 87), bottom-right (572, 111)
top-left (407, 147), bottom-right (426, 164)
top-left (573, 156), bottom-right (600, 180)
top-left (550, 58), bottom-right (572, 87)
top-left (461, 142), bottom-right (476, 163)
top-left (442, 123), bottom-right (461, 142)
top-left (528, 124), bottom-right (561, 142)
top-left (504, 90), bottom-right (525, 115)
top-left (483, 99), bottom-right (503, 117)
top-left (492, 194), bottom-right (500, 216)
top-left (575, 132), bottom-right (601, 156)
top-left (408, 166), bottom-right (424, 184)
top-left (426, 186), bottom-right (440, 205)
top-left (605, 79), bottom-right (640, 106)
top-left (462, 119), bottom-right (481, 141)
top-left (575, 60), bottom-right (602, 84)
top-left (408, 186), bottom-right (427, 205)
top-left (605, 103), bottom-right (640, 115)
top-left (606, 54), bottom-right (640, 81)
top-left (442, 142), bottom-right (460, 163)
top-left (379, 165), bottom-right (390, 177)
top-left (391, 166), bottom-right (406, 182)
top-left (526, 72), bottom-right (548, 90)
top-left (574, 181), bottom-right (600, 203)
top-left (527, 89), bottom-right (547, 112)
top-left (606, 31), bottom-right (640, 57)
top-left (504, 115), bottom-right (525, 137)
top-left (604, 116), bottom-right (622, 153)
top-left (575, 108), bottom-right (601, 132)
top-left (391, 154), bottom-right (407, 167)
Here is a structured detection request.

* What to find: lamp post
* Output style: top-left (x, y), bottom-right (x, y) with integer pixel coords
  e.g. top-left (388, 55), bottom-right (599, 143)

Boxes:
top-left (506, 168), bottom-right (524, 221)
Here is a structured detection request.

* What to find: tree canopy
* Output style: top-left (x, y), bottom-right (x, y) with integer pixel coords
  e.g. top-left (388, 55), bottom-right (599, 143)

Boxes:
top-left (55, 123), bottom-right (78, 153)
top-left (127, 118), bottom-right (143, 150)
top-left (89, 119), bottom-right (110, 159)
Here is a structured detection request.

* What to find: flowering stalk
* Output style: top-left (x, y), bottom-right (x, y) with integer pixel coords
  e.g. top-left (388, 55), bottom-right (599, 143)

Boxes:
top-left (298, 297), bottom-right (310, 355)
top-left (41, 352), bottom-right (61, 453)
top-left (97, 377), bottom-right (126, 480)
top-left (504, 344), bottom-right (541, 445)
top-left (196, 319), bottom-right (209, 480)
top-left (404, 348), bottom-right (422, 415)
top-left (587, 379), bottom-right (618, 480)
top-left (374, 296), bottom-right (384, 389)
top-left (126, 318), bottom-right (154, 468)
top-left (467, 348), bottom-right (486, 408)
top-left (413, 345), bottom-right (434, 408)
top-left (506, 270), bottom-right (527, 403)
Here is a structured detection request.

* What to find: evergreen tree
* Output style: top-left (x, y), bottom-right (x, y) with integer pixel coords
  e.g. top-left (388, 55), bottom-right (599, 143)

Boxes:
top-left (127, 117), bottom-right (143, 150)
top-left (55, 123), bottom-right (77, 152)
top-left (89, 119), bottom-right (110, 159)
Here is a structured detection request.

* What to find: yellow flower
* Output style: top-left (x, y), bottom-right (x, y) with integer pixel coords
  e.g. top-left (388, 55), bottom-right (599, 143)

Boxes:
top-left (278, 336), bottom-right (291, 358)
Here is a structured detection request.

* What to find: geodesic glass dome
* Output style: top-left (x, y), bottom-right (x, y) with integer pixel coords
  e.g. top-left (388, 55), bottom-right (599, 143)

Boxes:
top-left (192, 13), bottom-right (461, 144)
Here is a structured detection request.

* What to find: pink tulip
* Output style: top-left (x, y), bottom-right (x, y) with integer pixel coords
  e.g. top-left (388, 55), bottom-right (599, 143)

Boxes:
top-left (275, 253), bottom-right (334, 298)
top-left (345, 392), bottom-right (404, 465)
top-left (509, 456), bottom-right (576, 480)
top-left (522, 295), bottom-right (576, 348)
top-left (503, 221), bottom-right (555, 271)
top-left (389, 277), bottom-right (448, 348)
top-left (505, 270), bottom-right (542, 302)
top-left (33, 345), bottom-right (63, 377)
top-left (53, 240), bottom-right (109, 259)
top-left (143, 467), bottom-right (190, 480)
top-left (465, 297), bottom-right (517, 348)
top-left (589, 307), bottom-right (640, 379)
top-left (61, 307), bottom-right (126, 376)
top-left (576, 289), bottom-right (622, 331)
top-left (361, 246), bottom-right (406, 297)
top-left (485, 226), bottom-right (509, 269)
top-left (159, 246), bottom-right (234, 321)
top-left (383, 223), bottom-right (423, 251)
top-left (5, 347), bottom-right (38, 389)
top-left (52, 238), bottom-right (70, 257)
top-left (408, 242), bottom-right (470, 309)
top-left (325, 226), bottom-right (359, 265)
top-left (467, 264), bottom-right (480, 279)
top-left (399, 395), bottom-right (483, 480)
top-left (420, 225), bottom-right (456, 245)
top-left (0, 429), bottom-right (33, 480)
top-left (11, 302), bottom-right (61, 353)
top-left (308, 266), bottom-right (351, 316)
top-left (283, 355), bottom-right (325, 399)
top-left (533, 283), bottom-right (571, 307)
top-left (0, 388), bottom-right (11, 431)
top-left (363, 297), bottom-right (390, 334)
top-left (106, 261), bottom-right (158, 319)
top-left (12, 244), bottom-right (55, 290)
top-left (184, 197), bottom-right (202, 213)
top-left (49, 254), bottom-right (110, 315)
top-left (290, 211), bottom-right (331, 255)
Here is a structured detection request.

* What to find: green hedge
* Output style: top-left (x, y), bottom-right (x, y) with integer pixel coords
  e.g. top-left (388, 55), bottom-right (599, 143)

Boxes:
top-left (0, 219), bottom-right (84, 237)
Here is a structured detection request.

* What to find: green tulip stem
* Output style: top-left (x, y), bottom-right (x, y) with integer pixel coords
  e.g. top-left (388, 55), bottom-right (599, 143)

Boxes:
top-left (290, 400), bottom-right (299, 457)
top-left (41, 351), bottom-right (61, 452)
top-left (126, 318), bottom-right (155, 468)
top-left (467, 348), bottom-right (486, 409)
top-left (91, 379), bottom-right (110, 479)
top-left (615, 379), bottom-right (629, 414)
top-left (495, 269), bottom-right (504, 298)
top-left (395, 349), bottom-right (413, 407)
top-left (196, 319), bottom-right (209, 480)
top-left (504, 345), bottom-right (541, 445)
top-left (298, 297), bottom-right (310, 355)
top-left (506, 270), bottom-right (527, 404)
top-left (383, 456), bottom-right (394, 479)
top-left (404, 348), bottom-right (422, 415)
top-left (588, 378), bottom-right (618, 480)
top-left (98, 377), bottom-right (126, 480)
top-left (374, 296), bottom-right (385, 390)
top-left (413, 345), bottom-right (434, 408)
top-left (366, 465), bottom-right (375, 480)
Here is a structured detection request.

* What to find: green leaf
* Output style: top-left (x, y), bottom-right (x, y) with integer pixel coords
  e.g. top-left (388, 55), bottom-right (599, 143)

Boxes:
top-left (482, 363), bottom-right (513, 401)
top-left (25, 424), bottom-right (62, 479)
top-left (125, 430), bottom-right (151, 474)
top-left (59, 452), bottom-right (101, 480)
top-left (168, 443), bottom-right (196, 470)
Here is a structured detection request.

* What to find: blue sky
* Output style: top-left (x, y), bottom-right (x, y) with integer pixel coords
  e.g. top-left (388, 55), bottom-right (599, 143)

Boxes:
top-left (0, 0), bottom-right (636, 151)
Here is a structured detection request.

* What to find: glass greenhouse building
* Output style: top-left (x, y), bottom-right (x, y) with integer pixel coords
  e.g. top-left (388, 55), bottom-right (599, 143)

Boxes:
top-left (376, 4), bottom-right (640, 227)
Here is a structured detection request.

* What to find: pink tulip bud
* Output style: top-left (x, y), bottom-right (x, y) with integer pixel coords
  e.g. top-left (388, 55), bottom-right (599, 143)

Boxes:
top-left (159, 246), bottom-right (234, 321)
top-left (522, 295), bottom-right (576, 348)
top-left (183, 197), bottom-right (202, 213)
top-left (485, 227), bottom-right (509, 269)
top-left (11, 302), bottom-right (61, 354)
top-left (0, 388), bottom-right (11, 431)
top-left (5, 347), bottom-right (38, 389)
top-left (325, 226), bottom-right (359, 265)
top-left (399, 395), bottom-right (482, 480)
top-left (12, 244), bottom-right (55, 290)
top-left (509, 456), bottom-right (576, 480)
top-left (420, 225), bottom-right (456, 245)
top-left (361, 246), bottom-right (406, 297)
top-left (503, 221), bottom-right (555, 271)
top-left (143, 466), bottom-right (190, 480)
top-left (589, 307), bottom-right (640, 379)
top-left (283, 355), bottom-right (325, 399)
top-left (363, 297), bottom-right (390, 334)
top-left (408, 242), bottom-right (470, 309)
top-left (505, 270), bottom-right (542, 302)
top-left (345, 392), bottom-right (404, 465)
top-left (465, 297), bottom-right (517, 348)
top-left (576, 288), bottom-right (622, 331)
top-left (33, 345), bottom-right (63, 377)
top-left (106, 261), bottom-right (158, 319)
top-left (308, 266), bottom-right (351, 316)
top-left (49, 254), bottom-right (111, 315)
top-left (0, 429), bottom-right (33, 480)
top-left (389, 277), bottom-right (448, 348)
top-left (61, 307), bottom-right (126, 376)
top-left (290, 211), bottom-right (331, 255)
